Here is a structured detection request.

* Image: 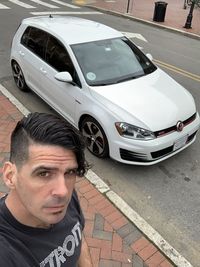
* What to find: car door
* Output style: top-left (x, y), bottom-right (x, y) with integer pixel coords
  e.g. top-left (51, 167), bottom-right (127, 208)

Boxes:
top-left (38, 34), bottom-right (83, 126)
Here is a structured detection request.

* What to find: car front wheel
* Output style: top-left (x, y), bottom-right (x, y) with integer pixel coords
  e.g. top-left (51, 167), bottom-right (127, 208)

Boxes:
top-left (12, 61), bottom-right (29, 91)
top-left (81, 117), bottom-right (109, 158)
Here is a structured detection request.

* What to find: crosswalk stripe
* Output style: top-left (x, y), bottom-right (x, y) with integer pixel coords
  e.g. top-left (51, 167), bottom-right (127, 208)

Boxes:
top-left (8, 0), bottom-right (35, 8)
top-left (49, 0), bottom-right (80, 9)
top-left (0, 3), bottom-right (10, 9)
top-left (30, 11), bottom-right (102, 15)
top-left (29, 0), bottom-right (59, 8)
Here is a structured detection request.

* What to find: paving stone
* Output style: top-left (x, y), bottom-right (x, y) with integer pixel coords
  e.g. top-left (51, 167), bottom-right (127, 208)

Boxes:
top-left (159, 260), bottom-right (175, 267)
top-left (112, 233), bottom-right (123, 252)
top-left (111, 217), bottom-right (128, 230)
top-left (145, 250), bottom-right (165, 265)
top-left (117, 223), bottom-right (138, 238)
top-left (112, 250), bottom-right (132, 263)
top-left (131, 237), bottom-right (150, 253)
top-left (99, 259), bottom-right (122, 267)
top-left (123, 230), bottom-right (142, 246)
top-left (94, 213), bottom-right (105, 231)
top-left (90, 247), bottom-right (100, 267)
top-left (132, 254), bottom-right (144, 267)
top-left (93, 229), bottom-right (113, 241)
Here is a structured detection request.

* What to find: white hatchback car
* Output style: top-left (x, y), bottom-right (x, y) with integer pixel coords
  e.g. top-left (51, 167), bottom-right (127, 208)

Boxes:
top-left (10, 16), bottom-right (200, 165)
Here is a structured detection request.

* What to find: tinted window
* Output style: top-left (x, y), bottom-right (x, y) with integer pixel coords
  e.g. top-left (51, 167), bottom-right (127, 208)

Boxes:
top-left (46, 36), bottom-right (74, 75)
top-left (21, 26), bottom-right (47, 60)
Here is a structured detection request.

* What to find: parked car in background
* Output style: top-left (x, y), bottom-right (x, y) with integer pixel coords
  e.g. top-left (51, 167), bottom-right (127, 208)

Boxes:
top-left (10, 15), bottom-right (200, 165)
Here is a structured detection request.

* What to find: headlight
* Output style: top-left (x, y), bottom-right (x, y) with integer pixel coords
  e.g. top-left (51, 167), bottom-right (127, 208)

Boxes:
top-left (115, 122), bottom-right (155, 140)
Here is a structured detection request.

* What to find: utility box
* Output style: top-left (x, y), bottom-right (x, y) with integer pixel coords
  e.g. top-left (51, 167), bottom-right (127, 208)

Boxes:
top-left (153, 1), bottom-right (168, 22)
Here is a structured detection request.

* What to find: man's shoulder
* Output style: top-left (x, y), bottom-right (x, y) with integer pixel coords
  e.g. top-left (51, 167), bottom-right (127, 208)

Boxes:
top-left (0, 236), bottom-right (17, 264)
top-left (0, 235), bottom-right (32, 266)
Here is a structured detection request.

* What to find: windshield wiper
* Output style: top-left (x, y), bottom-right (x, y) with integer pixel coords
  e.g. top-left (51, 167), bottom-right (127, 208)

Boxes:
top-left (91, 81), bottom-right (116, 86)
top-left (116, 74), bottom-right (144, 84)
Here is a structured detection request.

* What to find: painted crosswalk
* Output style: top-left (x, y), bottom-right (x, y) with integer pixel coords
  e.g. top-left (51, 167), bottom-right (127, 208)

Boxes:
top-left (0, 3), bottom-right (10, 9)
top-left (8, 0), bottom-right (35, 8)
top-left (0, 0), bottom-right (80, 9)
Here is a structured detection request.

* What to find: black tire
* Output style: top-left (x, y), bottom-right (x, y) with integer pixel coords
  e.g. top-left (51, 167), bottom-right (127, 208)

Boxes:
top-left (12, 61), bottom-right (29, 91)
top-left (81, 117), bottom-right (109, 158)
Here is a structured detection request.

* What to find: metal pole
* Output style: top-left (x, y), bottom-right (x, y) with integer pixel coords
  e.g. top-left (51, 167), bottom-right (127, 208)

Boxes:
top-left (184, 0), bottom-right (195, 28)
top-left (126, 0), bottom-right (131, 13)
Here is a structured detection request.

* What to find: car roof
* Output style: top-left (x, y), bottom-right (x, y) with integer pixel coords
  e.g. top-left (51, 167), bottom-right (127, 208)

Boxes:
top-left (22, 16), bottom-right (123, 45)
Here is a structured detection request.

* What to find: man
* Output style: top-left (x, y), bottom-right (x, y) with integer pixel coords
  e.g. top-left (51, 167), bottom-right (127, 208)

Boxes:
top-left (0, 112), bottom-right (93, 267)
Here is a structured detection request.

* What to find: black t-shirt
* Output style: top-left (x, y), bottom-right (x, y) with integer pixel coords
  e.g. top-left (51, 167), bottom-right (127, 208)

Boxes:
top-left (0, 190), bottom-right (85, 267)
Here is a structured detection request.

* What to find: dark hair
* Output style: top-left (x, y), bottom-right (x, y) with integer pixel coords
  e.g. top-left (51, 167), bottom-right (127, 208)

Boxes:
top-left (10, 112), bottom-right (89, 176)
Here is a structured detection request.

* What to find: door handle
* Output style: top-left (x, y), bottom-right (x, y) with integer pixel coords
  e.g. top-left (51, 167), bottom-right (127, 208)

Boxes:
top-left (40, 67), bottom-right (47, 75)
top-left (19, 51), bottom-right (25, 56)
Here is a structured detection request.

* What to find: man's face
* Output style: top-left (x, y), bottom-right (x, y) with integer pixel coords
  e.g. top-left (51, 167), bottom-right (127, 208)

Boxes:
top-left (9, 144), bottom-right (78, 228)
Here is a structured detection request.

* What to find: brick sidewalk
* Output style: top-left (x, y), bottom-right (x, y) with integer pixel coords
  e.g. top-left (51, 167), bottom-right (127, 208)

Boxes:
top-left (0, 91), bottom-right (174, 266)
top-left (87, 0), bottom-right (200, 37)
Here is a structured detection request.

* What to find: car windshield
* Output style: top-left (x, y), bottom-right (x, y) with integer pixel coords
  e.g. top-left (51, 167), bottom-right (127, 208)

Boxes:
top-left (71, 37), bottom-right (157, 86)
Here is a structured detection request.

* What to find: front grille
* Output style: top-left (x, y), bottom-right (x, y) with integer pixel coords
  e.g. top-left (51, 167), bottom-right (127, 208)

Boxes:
top-left (120, 149), bottom-right (148, 162)
top-left (151, 131), bottom-right (198, 159)
top-left (151, 146), bottom-right (173, 159)
top-left (154, 113), bottom-right (196, 137)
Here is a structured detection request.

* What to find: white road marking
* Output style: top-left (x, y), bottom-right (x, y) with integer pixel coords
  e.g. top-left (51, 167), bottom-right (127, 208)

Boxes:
top-left (30, 11), bottom-right (102, 15)
top-left (0, 84), bottom-right (29, 116)
top-left (49, 0), bottom-right (80, 9)
top-left (29, 0), bottom-right (59, 8)
top-left (8, 0), bottom-right (35, 8)
top-left (122, 31), bottom-right (147, 42)
top-left (0, 3), bottom-right (10, 9)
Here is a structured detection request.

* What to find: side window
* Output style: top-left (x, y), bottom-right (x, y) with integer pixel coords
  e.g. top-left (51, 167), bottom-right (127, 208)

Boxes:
top-left (46, 36), bottom-right (74, 75)
top-left (21, 26), bottom-right (47, 60)
top-left (20, 27), bottom-right (30, 46)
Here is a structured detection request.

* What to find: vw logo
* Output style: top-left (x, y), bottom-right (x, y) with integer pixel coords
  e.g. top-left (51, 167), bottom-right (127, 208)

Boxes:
top-left (176, 121), bottom-right (184, 132)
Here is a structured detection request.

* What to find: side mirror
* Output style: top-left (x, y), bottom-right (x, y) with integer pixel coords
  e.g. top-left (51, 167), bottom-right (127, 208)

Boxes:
top-left (55, 72), bottom-right (73, 83)
top-left (146, 53), bottom-right (153, 61)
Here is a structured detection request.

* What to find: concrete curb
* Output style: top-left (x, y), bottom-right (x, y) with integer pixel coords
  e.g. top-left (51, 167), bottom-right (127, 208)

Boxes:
top-left (86, 4), bottom-right (200, 41)
top-left (0, 84), bottom-right (194, 267)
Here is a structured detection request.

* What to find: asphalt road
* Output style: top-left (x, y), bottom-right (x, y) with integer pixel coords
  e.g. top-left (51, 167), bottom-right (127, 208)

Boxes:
top-left (0, 1), bottom-right (200, 266)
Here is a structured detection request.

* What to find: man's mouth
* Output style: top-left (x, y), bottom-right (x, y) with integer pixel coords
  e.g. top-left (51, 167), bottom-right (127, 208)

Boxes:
top-left (44, 205), bottom-right (65, 213)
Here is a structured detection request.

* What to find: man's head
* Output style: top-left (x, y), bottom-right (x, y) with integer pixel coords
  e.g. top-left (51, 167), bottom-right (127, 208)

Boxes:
top-left (3, 112), bottom-right (89, 228)
top-left (10, 112), bottom-right (88, 176)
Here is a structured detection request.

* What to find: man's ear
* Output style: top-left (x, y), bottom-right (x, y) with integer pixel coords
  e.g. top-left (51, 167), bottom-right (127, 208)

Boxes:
top-left (2, 162), bottom-right (17, 189)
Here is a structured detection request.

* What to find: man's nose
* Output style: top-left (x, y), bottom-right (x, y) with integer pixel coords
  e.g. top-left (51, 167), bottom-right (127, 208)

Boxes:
top-left (51, 175), bottom-right (68, 197)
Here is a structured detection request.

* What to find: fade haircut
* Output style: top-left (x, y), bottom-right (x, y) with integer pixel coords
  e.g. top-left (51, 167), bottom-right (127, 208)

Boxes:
top-left (10, 112), bottom-right (89, 176)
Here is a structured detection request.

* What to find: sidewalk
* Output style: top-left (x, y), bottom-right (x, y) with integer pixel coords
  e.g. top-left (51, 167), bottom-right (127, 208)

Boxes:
top-left (0, 89), bottom-right (176, 266)
top-left (86, 0), bottom-right (200, 38)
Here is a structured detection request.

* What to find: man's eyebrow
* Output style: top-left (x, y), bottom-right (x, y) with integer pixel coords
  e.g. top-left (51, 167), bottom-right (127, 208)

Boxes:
top-left (31, 166), bottom-right (58, 175)
top-left (31, 165), bottom-right (78, 175)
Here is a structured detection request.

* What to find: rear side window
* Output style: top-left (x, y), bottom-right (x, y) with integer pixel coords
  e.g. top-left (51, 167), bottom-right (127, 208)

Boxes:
top-left (21, 26), bottom-right (47, 60)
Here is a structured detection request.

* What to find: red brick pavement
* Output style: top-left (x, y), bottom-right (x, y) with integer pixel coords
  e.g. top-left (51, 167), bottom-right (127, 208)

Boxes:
top-left (0, 91), bottom-right (174, 266)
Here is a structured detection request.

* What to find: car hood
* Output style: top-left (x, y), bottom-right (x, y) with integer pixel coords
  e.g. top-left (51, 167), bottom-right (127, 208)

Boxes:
top-left (89, 68), bottom-right (196, 131)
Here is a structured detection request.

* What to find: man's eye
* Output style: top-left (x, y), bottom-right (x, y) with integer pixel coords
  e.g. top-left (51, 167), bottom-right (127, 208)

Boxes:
top-left (65, 169), bottom-right (77, 177)
top-left (38, 171), bottom-right (50, 177)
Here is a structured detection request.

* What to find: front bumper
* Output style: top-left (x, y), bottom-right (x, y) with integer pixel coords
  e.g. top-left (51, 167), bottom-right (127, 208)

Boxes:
top-left (109, 113), bottom-right (200, 165)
